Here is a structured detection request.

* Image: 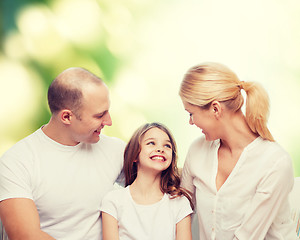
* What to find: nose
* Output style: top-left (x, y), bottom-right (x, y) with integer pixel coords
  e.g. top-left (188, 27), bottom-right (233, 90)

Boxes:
top-left (103, 112), bottom-right (112, 126)
top-left (156, 148), bottom-right (164, 153)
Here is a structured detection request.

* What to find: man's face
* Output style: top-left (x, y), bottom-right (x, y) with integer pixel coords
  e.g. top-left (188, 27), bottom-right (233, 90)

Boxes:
top-left (70, 83), bottom-right (112, 144)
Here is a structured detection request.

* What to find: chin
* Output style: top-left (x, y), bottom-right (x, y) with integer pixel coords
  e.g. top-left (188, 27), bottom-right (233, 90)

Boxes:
top-left (84, 136), bottom-right (101, 144)
top-left (91, 138), bottom-right (101, 144)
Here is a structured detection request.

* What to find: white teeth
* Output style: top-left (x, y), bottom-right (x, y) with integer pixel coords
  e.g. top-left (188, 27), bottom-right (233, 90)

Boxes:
top-left (151, 156), bottom-right (165, 161)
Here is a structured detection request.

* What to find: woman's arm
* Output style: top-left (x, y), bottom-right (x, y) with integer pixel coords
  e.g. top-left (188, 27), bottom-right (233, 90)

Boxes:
top-left (102, 212), bottom-right (119, 240)
top-left (180, 152), bottom-right (196, 205)
top-left (234, 155), bottom-right (295, 239)
top-left (176, 215), bottom-right (192, 240)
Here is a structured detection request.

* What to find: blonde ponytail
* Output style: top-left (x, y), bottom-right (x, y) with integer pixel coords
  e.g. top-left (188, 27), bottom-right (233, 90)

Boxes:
top-left (242, 81), bottom-right (274, 141)
top-left (179, 62), bottom-right (274, 141)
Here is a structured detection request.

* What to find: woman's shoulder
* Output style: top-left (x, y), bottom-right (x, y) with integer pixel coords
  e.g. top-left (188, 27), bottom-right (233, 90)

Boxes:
top-left (251, 138), bottom-right (293, 173)
top-left (253, 137), bottom-right (291, 161)
top-left (187, 136), bottom-right (219, 156)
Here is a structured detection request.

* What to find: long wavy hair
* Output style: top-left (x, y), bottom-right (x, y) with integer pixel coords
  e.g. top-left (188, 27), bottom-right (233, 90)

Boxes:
top-left (124, 122), bottom-right (194, 209)
top-left (180, 62), bottom-right (274, 141)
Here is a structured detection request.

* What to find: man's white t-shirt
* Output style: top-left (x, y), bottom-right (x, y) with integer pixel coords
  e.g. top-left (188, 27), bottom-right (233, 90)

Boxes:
top-left (0, 128), bottom-right (125, 240)
top-left (101, 186), bottom-right (193, 240)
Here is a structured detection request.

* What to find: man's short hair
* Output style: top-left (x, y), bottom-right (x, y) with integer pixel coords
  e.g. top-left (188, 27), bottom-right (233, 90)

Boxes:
top-left (47, 67), bottom-right (103, 117)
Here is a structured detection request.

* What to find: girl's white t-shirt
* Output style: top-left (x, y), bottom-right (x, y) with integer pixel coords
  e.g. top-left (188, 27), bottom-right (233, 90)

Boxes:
top-left (101, 186), bottom-right (193, 240)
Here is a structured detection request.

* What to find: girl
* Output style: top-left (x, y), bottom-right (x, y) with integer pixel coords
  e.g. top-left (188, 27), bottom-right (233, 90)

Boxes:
top-left (101, 122), bottom-right (193, 240)
top-left (179, 62), bottom-right (297, 239)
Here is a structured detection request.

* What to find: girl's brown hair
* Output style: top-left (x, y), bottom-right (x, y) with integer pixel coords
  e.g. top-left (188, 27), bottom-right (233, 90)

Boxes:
top-left (179, 62), bottom-right (274, 141)
top-left (124, 122), bottom-right (194, 209)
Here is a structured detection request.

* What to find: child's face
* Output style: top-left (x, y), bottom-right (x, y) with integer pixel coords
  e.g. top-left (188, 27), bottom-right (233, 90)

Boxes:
top-left (137, 127), bottom-right (173, 173)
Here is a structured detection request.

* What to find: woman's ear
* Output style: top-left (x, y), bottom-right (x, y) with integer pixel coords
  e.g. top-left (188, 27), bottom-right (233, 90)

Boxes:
top-left (211, 101), bottom-right (222, 119)
top-left (60, 109), bottom-right (73, 125)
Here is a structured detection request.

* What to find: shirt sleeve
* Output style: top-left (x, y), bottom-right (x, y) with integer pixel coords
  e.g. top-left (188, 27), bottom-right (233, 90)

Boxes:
top-left (175, 196), bottom-right (193, 224)
top-left (0, 150), bottom-right (33, 201)
top-left (100, 190), bottom-right (120, 220)
top-left (234, 154), bottom-right (294, 240)
top-left (181, 149), bottom-right (196, 206)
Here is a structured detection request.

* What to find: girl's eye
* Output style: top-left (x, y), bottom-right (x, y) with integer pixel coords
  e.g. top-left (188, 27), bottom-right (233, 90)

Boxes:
top-left (189, 113), bottom-right (193, 117)
top-left (146, 141), bottom-right (155, 145)
top-left (165, 144), bottom-right (172, 149)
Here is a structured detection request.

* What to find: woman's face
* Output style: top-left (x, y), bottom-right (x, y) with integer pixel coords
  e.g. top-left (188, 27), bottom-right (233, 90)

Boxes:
top-left (182, 101), bottom-right (219, 141)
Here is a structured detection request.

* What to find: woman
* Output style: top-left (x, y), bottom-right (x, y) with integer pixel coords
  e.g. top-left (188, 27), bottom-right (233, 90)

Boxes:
top-left (179, 62), bottom-right (296, 239)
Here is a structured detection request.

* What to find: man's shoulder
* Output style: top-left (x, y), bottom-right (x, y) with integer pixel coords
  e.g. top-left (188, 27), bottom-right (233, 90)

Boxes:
top-left (89, 135), bottom-right (126, 160)
top-left (98, 134), bottom-right (126, 149)
top-left (1, 129), bottom-right (42, 157)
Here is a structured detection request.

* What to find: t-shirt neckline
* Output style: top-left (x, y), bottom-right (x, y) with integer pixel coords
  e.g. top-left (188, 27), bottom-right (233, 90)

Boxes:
top-left (126, 185), bottom-right (167, 207)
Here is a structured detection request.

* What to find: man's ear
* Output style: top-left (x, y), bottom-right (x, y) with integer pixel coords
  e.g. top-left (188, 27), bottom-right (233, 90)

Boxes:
top-left (211, 101), bottom-right (222, 119)
top-left (60, 109), bottom-right (73, 125)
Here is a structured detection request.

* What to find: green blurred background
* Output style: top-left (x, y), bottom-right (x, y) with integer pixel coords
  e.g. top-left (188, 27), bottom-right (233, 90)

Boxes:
top-left (1, 0), bottom-right (299, 176)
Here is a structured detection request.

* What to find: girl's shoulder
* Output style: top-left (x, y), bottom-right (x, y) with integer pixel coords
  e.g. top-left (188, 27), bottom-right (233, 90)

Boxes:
top-left (167, 194), bottom-right (191, 207)
top-left (103, 186), bottom-right (128, 201)
top-left (166, 195), bottom-right (193, 219)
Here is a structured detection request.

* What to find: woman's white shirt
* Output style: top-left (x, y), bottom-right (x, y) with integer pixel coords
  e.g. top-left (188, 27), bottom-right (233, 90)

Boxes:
top-left (181, 136), bottom-right (297, 240)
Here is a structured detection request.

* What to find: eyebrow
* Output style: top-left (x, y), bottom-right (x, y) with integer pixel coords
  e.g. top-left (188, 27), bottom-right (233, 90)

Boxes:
top-left (144, 137), bottom-right (171, 143)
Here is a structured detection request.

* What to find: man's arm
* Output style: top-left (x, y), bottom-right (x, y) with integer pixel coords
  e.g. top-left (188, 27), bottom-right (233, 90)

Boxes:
top-left (0, 198), bottom-right (55, 240)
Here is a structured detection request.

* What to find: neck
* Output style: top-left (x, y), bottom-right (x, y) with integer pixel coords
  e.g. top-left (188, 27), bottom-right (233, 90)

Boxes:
top-left (220, 110), bottom-right (258, 153)
top-left (129, 170), bottom-right (164, 204)
top-left (42, 117), bottom-right (78, 146)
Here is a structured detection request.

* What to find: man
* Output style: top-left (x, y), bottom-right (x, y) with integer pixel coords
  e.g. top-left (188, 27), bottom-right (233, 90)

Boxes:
top-left (0, 67), bottom-right (125, 239)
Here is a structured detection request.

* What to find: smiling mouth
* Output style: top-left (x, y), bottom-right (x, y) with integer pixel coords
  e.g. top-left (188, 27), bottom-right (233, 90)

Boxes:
top-left (94, 129), bottom-right (101, 134)
top-left (150, 155), bottom-right (167, 162)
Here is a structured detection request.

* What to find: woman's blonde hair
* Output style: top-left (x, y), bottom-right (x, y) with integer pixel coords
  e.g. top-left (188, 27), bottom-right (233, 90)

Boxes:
top-left (179, 62), bottom-right (274, 141)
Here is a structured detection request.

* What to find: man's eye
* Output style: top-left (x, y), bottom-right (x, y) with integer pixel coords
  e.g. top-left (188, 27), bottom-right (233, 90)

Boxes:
top-left (96, 111), bottom-right (108, 119)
